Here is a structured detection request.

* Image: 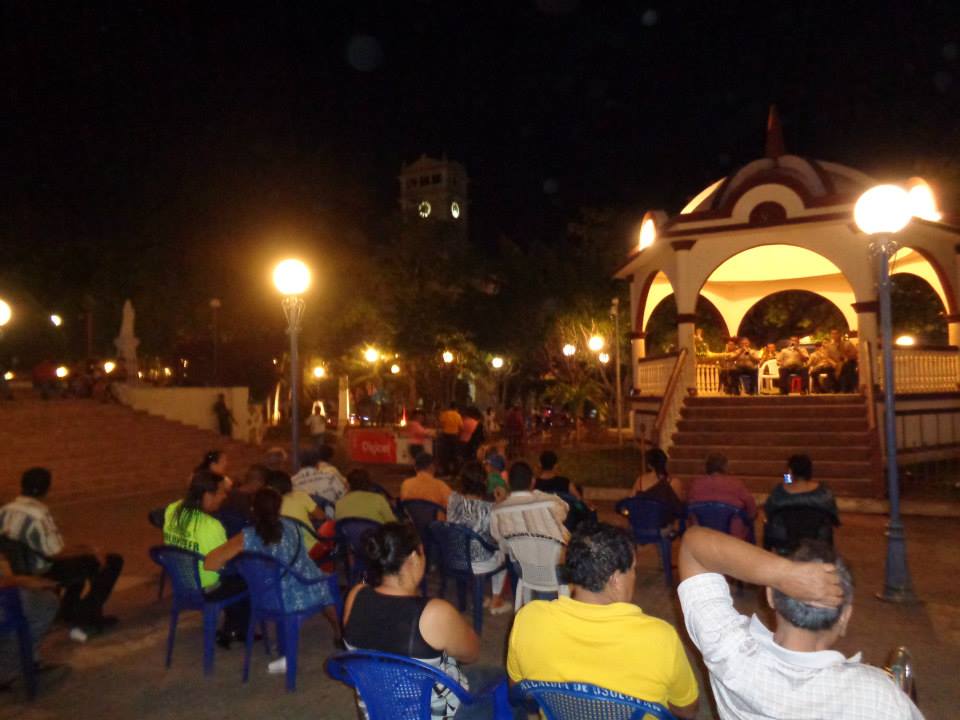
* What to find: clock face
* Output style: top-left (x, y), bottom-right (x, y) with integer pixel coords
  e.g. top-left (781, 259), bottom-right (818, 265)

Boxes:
top-left (450, 201), bottom-right (461, 219)
top-left (418, 201), bottom-right (431, 218)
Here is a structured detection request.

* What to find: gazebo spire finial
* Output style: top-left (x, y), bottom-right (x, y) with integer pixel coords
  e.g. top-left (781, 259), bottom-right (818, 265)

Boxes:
top-left (765, 104), bottom-right (786, 159)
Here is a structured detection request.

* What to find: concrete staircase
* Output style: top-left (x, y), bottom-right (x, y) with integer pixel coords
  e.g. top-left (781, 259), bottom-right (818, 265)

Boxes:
top-left (669, 394), bottom-right (882, 497)
top-left (0, 399), bottom-right (265, 507)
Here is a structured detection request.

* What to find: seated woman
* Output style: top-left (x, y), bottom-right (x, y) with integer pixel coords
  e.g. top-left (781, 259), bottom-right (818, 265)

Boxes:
top-left (631, 448), bottom-right (685, 533)
top-left (447, 462), bottom-right (512, 615)
top-left (763, 454), bottom-right (839, 554)
top-left (162, 469), bottom-right (249, 647)
top-left (265, 470), bottom-right (327, 551)
top-left (206, 487), bottom-right (342, 669)
top-left (343, 522), bottom-right (499, 720)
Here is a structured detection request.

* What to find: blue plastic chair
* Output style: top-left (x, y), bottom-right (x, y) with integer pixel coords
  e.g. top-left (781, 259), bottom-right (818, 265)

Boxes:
top-left (232, 551), bottom-right (341, 691)
top-left (148, 545), bottom-right (250, 675)
top-left (326, 649), bottom-right (512, 720)
top-left (686, 501), bottom-right (756, 543)
top-left (429, 521), bottom-right (506, 634)
top-left (615, 496), bottom-right (681, 586)
top-left (0, 587), bottom-right (37, 700)
top-left (517, 680), bottom-right (676, 719)
top-left (335, 518), bottom-right (381, 585)
top-left (554, 491), bottom-right (597, 531)
top-left (147, 508), bottom-right (168, 599)
top-left (398, 499), bottom-right (446, 594)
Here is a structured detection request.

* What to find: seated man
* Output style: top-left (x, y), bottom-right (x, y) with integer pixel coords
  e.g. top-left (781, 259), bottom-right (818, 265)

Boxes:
top-left (806, 341), bottom-right (838, 394)
top-left (776, 336), bottom-right (809, 394)
top-left (335, 469), bottom-right (397, 524)
top-left (533, 450), bottom-right (580, 499)
top-left (399, 453), bottom-right (453, 509)
top-left (220, 463), bottom-right (268, 520)
top-left (759, 342), bottom-right (778, 365)
top-left (686, 454), bottom-right (756, 540)
top-left (823, 328), bottom-right (859, 393)
top-left (507, 522), bottom-right (699, 718)
top-left (678, 527), bottom-right (922, 719)
top-left (0, 468), bottom-right (123, 634)
top-left (732, 338), bottom-right (760, 395)
top-left (490, 462), bottom-right (569, 546)
top-left (291, 445), bottom-right (347, 511)
top-left (717, 338), bottom-right (739, 395)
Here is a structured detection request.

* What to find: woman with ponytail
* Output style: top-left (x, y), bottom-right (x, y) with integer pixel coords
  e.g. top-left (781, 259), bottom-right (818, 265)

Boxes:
top-left (205, 487), bottom-right (342, 669)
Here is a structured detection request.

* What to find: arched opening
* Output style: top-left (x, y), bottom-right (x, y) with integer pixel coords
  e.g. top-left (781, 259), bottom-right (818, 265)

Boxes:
top-left (890, 247), bottom-right (954, 315)
top-left (889, 273), bottom-right (948, 345)
top-left (645, 295), bottom-right (727, 357)
top-left (738, 290), bottom-right (849, 345)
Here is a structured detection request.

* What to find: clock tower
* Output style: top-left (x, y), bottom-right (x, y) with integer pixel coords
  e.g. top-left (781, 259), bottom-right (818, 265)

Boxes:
top-left (398, 154), bottom-right (468, 239)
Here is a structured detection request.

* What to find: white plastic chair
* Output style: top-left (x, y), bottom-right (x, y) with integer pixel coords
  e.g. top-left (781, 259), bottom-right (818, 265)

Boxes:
top-left (758, 359), bottom-right (780, 394)
top-left (503, 534), bottom-right (569, 611)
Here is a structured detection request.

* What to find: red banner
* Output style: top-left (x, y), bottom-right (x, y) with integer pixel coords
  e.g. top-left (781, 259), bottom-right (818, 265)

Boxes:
top-left (349, 429), bottom-right (397, 464)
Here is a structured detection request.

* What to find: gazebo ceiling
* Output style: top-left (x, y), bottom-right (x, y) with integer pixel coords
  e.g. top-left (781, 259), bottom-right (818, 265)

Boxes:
top-left (707, 245), bottom-right (842, 283)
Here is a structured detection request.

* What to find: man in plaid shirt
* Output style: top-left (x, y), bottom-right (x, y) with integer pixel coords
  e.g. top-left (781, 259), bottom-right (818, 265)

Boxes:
top-left (678, 527), bottom-right (923, 719)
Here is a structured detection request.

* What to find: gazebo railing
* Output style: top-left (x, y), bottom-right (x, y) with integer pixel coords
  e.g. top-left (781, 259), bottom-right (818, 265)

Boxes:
top-left (696, 363), bottom-right (721, 395)
top-left (876, 347), bottom-right (960, 394)
top-left (635, 353), bottom-right (680, 395)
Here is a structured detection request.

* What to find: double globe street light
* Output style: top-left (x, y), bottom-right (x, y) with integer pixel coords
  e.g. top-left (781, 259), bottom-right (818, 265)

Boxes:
top-left (273, 258), bottom-right (311, 470)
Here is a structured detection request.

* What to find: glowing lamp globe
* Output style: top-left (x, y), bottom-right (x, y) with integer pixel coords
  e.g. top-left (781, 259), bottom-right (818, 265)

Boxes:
top-left (587, 335), bottom-right (605, 352)
top-left (55, 366), bottom-right (68, 379)
top-left (562, 343), bottom-right (576, 357)
top-left (895, 335), bottom-right (916, 347)
top-left (390, 363), bottom-right (401, 375)
top-left (442, 350), bottom-right (454, 364)
top-left (312, 366), bottom-right (326, 379)
top-left (2, 371), bottom-right (12, 381)
top-left (50, 314), bottom-right (63, 327)
top-left (491, 356), bottom-right (504, 369)
top-left (103, 361), bottom-right (116, 374)
top-left (854, 185), bottom-right (912, 235)
top-left (0, 299), bottom-right (11, 327)
top-left (598, 352), bottom-right (610, 364)
top-left (906, 179), bottom-right (941, 222)
top-left (272, 259), bottom-right (311, 296)
top-left (638, 217), bottom-right (656, 251)
top-left (363, 347), bottom-right (380, 363)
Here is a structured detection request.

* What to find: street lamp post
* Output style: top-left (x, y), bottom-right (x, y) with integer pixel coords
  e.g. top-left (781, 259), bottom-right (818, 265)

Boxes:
top-left (854, 184), bottom-right (917, 603)
top-left (273, 259), bottom-right (311, 471)
top-left (611, 297), bottom-right (623, 446)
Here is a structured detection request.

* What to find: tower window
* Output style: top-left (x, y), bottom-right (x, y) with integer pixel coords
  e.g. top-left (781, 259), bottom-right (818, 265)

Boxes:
top-left (432, 174), bottom-right (442, 184)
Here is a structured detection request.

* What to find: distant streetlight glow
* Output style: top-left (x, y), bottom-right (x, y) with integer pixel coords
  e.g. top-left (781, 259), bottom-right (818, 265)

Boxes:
top-left (854, 185), bottom-right (912, 235)
top-left (491, 356), bottom-right (504, 369)
top-left (587, 335), bottom-right (605, 352)
top-left (906, 178), bottom-right (941, 222)
top-left (55, 366), bottom-right (68, 378)
top-left (3, 371), bottom-right (13, 381)
top-left (103, 361), bottom-right (116, 374)
top-left (895, 335), bottom-right (916, 347)
top-left (364, 347), bottom-right (380, 363)
top-left (562, 343), bottom-right (576, 357)
top-left (312, 365), bottom-right (326, 379)
top-left (390, 363), bottom-right (401, 375)
top-left (0, 299), bottom-right (10, 327)
top-left (50, 314), bottom-right (63, 327)
top-left (442, 350), bottom-right (454, 364)
top-left (272, 258), bottom-right (311, 296)
top-left (639, 216), bottom-right (656, 251)
top-left (598, 352), bottom-right (610, 364)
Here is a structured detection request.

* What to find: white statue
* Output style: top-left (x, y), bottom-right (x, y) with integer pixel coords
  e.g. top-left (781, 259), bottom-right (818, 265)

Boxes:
top-left (113, 299), bottom-right (140, 382)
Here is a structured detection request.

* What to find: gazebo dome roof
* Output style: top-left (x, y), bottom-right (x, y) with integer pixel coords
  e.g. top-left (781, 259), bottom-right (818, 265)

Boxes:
top-left (680, 155), bottom-right (874, 215)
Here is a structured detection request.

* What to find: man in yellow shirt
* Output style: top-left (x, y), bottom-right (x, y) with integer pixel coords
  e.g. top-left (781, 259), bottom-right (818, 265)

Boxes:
top-left (400, 453), bottom-right (453, 509)
top-left (437, 402), bottom-right (463, 475)
top-left (506, 523), bottom-right (699, 718)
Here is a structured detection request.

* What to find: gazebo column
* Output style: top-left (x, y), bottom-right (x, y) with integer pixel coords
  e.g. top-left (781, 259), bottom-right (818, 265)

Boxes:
top-left (852, 300), bottom-right (879, 390)
top-left (672, 239), bottom-right (698, 392)
top-left (629, 331), bottom-right (646, 372)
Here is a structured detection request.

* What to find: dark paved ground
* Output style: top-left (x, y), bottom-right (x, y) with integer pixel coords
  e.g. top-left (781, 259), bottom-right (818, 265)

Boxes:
top-left (3, 471), bottom-right (956, 719)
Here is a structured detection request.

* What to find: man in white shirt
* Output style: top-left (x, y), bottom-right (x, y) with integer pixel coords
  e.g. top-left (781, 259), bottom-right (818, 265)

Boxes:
top-left (677, 526), bottom-right (923, 719)
top-left (490, 461), bottom-right (569, 546)
top-left (291, 445), bottom-right (347, 512)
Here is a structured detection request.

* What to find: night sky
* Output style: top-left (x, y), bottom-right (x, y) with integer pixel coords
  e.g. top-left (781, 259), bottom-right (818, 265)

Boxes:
top-left (3, 1), bottom-right (960, 333)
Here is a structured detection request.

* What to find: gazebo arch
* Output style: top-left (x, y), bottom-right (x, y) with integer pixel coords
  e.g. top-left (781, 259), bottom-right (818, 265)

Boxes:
top-left (736, 289), bottom-right (850, 339)
top-left (890, 246), bottom-right (955, 315)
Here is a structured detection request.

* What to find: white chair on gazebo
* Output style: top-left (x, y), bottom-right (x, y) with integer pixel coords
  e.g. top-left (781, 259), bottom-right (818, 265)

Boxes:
top-left (758, 359), bottom-right (780, 394)
top-left (503, 534), bottom-right (569, 611)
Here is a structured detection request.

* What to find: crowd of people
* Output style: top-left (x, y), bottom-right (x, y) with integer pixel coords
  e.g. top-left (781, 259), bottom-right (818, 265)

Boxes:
top-left (0, 427), bottom-right (921, 718)
top-left (700, 328), bottom-right (860, 395)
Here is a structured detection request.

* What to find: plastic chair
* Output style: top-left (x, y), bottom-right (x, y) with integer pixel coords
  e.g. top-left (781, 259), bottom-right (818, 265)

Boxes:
top-left (763, 506), bottom-right (838, 555)
top-left (429, 521), bottom-right (506, 633)
top-left (148, 507), bottom-right (168, 598)
top-left (148, 545), bottom-right (250, 675)
top-left (0, 536), bottom-right (43, 576)
top-left (758, 359), bottom-right (779, 394)
top-left (335, 518), bottom-right (382, 585)
top-left (503, 534), bottom-right (568, 610)
top-left (326, 649), bottom-right (512, 720)
top-left (554, 492), bottom-right (597, 531)
top-left (399, 499), bottom-right (446, 594)
top-left (232, 551), bottom-right (341, 691)
top-left (0, 587), bottom-right (37, 700)
top-left (686, 501), bottom-right (756, 544)
top-left (615, 496), bottom-right (681, 586)
top-left (517, 680), bottom-right (677, 720)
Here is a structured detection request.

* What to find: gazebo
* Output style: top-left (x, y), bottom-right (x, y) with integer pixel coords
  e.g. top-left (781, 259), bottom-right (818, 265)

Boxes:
top-left (615, 109), bottom-right (960, 471)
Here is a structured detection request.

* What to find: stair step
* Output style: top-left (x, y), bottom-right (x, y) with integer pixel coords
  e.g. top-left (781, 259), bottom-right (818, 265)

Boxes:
top-left (675, 474), bottom-right (877, 497)
top-left (673, 431), bottom-right (871, 447)
top-left (669, 445), bottom-right (875, 462)
top-left (686, 395), bottom-right (864, 407)
top-left (670, 458), bottom-right (872, 478)
top-left (676, 418), bottom-right (867, 433)
top-left (681, 406), bottom-right (866, 419)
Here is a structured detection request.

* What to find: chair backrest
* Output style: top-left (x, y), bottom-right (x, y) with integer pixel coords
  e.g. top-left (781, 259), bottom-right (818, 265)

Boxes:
top-left (687, 502), bottom-right (746, 535)
top-left (428, 522), bottom-right (485, 576)
top-left (399, 500), bottom-right (445, 539)
top-left (335, 519), bottom-right (381, 555)
top-left (764, 505), bottom-right (836, 553)
top-left (0, 536), bottom-right (41, 575)
top-left (231, 551), bottom-right (291, 615)
top-left (503, 534), bottom-right (564, 591)
top-left (615, 497), bottom-right (672, 544)
top-left (148, 545), bottom-right (206, 606)
top-left (0, 585), bottom-right (27, 633)
top-left (518, 680), bottom-right (676, 720)
top-left (326, 650), bottom-right (471, 720)
top-left (369, 482), bottom-right (394, 501)
top-left (759, 359), bottom-right (779, 379)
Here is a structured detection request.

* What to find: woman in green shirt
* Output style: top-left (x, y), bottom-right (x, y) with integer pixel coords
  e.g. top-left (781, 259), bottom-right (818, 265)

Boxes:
top-left (163, 469), bottom-right (250, 647)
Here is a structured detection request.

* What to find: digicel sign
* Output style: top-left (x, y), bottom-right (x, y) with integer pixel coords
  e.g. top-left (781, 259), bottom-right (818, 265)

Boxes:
top-left (349, 430), bottom-right (398, 464)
